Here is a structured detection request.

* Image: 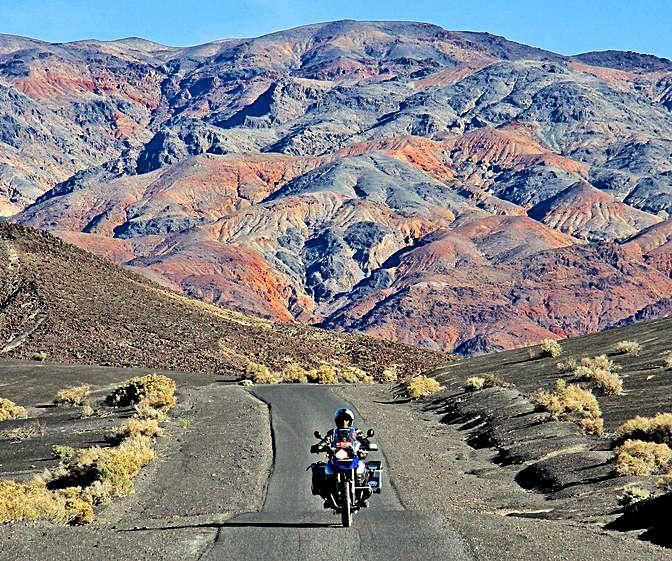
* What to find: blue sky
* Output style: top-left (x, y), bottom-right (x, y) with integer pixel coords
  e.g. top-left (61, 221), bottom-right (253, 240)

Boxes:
top-left (1, 0), bottom-right (670, 58)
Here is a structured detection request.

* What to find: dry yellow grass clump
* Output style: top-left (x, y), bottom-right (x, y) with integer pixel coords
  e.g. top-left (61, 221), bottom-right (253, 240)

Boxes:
top-left (75, 435), bottom-right (155, 498)
top-left (114, 418), bottom-right (163, 439)
top-left (541, 339), bottom-right (563, 358)
top-left (245, 361), bottom-right (280, 384)
top-left (406, 375), bottom-right (443, 399)
top-left (382, 366), bottom-right (399, 383)
top-left (664, 354), bottom-right (672, 370)
top-left (54, 384), bottom-right (91, 407)
top-left (572, 355), bottom-right (623, 396)
top-left (465, 376), bottom-right (486, 391)
top-left (108, 374), bottom-right (176, 409)
top-left (0, 397), bottom-right (27, 421)
top-left (614, 340), bottom-right (642, 356)
top-left (134, 403), bottom-right (167, 422)
top-left (312, 364), bottom-right (340, 385)
top-left (0, 478), bottom-right (93, 525)
top-left (281, 363), bottom-right (309, 383)
top-left (556, 357), bottom-right (578, 373)
top-left (465, 374), bottom-right (512, 392)
top-left (615, 439), bottom-right (672, 476)
top-left (535, 379), bottom-right (603, 435)
top-left (616, 413), bottom-right (672, 445)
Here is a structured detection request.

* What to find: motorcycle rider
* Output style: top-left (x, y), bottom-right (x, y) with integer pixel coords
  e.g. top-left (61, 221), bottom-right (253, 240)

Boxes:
top-left (320, 407), bottom-right (373, 507)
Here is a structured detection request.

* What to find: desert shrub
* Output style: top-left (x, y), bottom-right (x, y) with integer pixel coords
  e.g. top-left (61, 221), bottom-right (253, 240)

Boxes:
top-left (578, 417), bottom-right (605, 436)
top-left (114, 419), bottom-right (163, 439)
top-left (80, 404), bottom-right (95, 418)
top-left (572, 355), bottom-right (623, 395)
top-left (31, 351), bottom-right (47, 361)
top-left (4, 421), bottom-right (45, 441)
top-left (665, 354), bottom-right (672, 370)
top-left (614, 340), bottom-right (642, 356)
top-left (107, 374), bottom-right (176, 409)
top-left (483, 373), bottom-right (513, 389)
top-left (244, 362), bottom-right (279, 384)
top-left (313, 364), bottom-right (339, 385)
top-left (465, 376), bottom-right (486, 391)
top-left (615, 439), bottom-right (672, 476)
top-left (382, 366), bottom-right (399, 383)
top-left (280, 363), bottom-right (308, 384)
top-left (178, 418), bottom-right (190, 429)
top-left (556, 357), bottom-right (578, 373)
top-left (535, 380), bottom-right (603, 435)
top-left (541, 339), bottom-right (563, 358)
top-left (54, 384), bottom-right (91, 407)
top-left (0, 478), bottom-right (92, 525)
top-left (618, 485), bottom-right (651, 506)
top-left (134, 403), bottom-right (167, 422)
top-left (0, 397), bottom-right (27, 421)
top-left (406, 375), bottom-right (443, 399)
top-left (338, 367), bottom-right (358, 383)
top-left (52, 445), bottom-right (76, 459)
top-left (342, 366), bottom-right (370, 384)
top-left (75, 435), bottom-right (155, 497)
top-left (616, 413), bottom-right (672, 445)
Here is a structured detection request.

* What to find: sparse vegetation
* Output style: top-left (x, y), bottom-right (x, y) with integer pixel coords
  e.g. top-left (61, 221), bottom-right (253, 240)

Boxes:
top-left (54, 384), bottom-right (91, 407)
top-left (382, 365), bottom-right (399, 383)
top-left (74, 435), bottom-right (155, 498)
top-left (280, 363), bottom-right (309, 383)
top-left (406, 375), bottom-right (443, 399)
top-left (178, 418), bottom-right (190, 429)
top-left (465, 374), bottom-right (512, 392)
top-left (107, 374), bottom-right (176, 409)
top-left (618, 485), bottom-right (651, 506)
top-left (114, 418), bottom-right (163, 439)
top-left (245, 361), bottom-right (280, 384)
top-left (541, 339), bottom-right (563, 358)
top-left (465, 376), bottom-right (486, 391)
top-left (3, 420), bottom-right (45, 441)
top-left (134, 403), bottom-right (167, 422)
top-left (0, 397), bottom-right (27, 421)
top-left (52, 445), bottom-right (76, 459)
top-left (616, 413), bottom-right (672, 446)
top-left (615, 439), bottom-right (672, 476)
top-left (80, 404), bottom-right (95, 418)
top-left (0, 477), bottom-right (93, 525)
top-left (534, 379), bottom-right (603, 435)
top-left (31, 351), bottom-right (47, 361)
top-left (556, 357), bottom-right (578, 373)
top-left (572, 355), bottom-right (623, 395)
top-left (614, 340), bottom-right (642, 356)
top-left (664, 353), bottom-right (672, 370)
top-left (312, 364), bottom-right (340, 385)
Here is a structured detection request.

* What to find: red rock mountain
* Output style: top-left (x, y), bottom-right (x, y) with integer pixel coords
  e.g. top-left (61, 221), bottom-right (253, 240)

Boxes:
top-left (3, 21), bottom-right (672, 354)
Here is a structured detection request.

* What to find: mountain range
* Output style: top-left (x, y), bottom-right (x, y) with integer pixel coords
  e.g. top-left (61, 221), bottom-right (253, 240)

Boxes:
top-left (3, 20), bottom-right (672, 353)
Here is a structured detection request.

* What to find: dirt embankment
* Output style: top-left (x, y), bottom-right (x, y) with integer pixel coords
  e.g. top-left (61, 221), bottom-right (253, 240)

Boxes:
top-left (0, 362), bottom-right (273, 560)
top-left (340, 385), bottom-right (672, 561)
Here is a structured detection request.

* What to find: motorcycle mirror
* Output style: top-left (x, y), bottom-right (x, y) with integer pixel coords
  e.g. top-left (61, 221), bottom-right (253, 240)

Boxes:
top-left (314, 430), bottom-right (322, 439)
top-left (367, 429), bottom-right (375, 438)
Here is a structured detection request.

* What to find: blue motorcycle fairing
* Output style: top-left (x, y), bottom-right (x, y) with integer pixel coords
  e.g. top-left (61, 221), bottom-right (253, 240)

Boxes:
top-left (328, 455), bottom-right (360, 472)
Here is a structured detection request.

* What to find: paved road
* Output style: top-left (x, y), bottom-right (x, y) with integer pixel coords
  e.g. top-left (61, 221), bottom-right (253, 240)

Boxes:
top-left (200, 385), bottom-right (473, 561)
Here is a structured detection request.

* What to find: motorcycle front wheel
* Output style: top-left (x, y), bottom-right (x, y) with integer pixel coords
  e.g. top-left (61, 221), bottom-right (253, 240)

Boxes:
top-left (340, 479), bottom-right (352, 528)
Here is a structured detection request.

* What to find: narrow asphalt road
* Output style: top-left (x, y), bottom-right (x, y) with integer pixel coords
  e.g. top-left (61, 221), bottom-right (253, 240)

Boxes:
top-left (200, 385), bottom-right (473, 561)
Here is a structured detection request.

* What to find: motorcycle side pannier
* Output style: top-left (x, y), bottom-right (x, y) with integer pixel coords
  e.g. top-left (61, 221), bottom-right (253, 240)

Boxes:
top-left (310, 462), bottom-right (328, 495)
top-left (366, 461), bottom-right (383, 494)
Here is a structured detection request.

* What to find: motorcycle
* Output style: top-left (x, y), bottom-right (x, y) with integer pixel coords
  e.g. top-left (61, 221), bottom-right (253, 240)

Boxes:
top-left (309, 427), bottom-right (382, 527)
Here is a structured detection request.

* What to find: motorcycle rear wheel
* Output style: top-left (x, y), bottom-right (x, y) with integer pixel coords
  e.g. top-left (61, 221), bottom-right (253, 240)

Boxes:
top-left (340, 480), bottom-right (352, 528)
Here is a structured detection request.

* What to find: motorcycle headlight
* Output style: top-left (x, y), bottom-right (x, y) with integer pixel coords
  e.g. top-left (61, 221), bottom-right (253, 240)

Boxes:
top-left (335, 449), bottom-right (349, 460)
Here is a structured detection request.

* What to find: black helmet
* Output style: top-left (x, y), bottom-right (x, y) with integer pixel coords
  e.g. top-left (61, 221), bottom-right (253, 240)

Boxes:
top-left (334, 407), bottom-right (354, 428)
